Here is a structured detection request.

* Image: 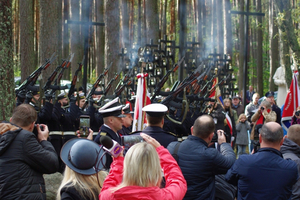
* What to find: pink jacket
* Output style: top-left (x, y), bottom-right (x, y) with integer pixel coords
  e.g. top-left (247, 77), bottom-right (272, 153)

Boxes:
top-left (99, 146), bottom-right (187, 200)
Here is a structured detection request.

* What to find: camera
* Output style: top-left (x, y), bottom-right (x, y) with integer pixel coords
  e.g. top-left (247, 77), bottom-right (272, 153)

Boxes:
top-left (252, 140), bottom-right (260, 153)
top-left (295, 111), bottom-right (300, 116)
top-left (260, 107), bottom-right (265, 111)
top-left (211, 130), bottom-right (227, 143)
top-left (121, 135), bottom-right (145, 151)
top-left (33, 124), bottom-right (43, 137)
top-left (254, 124), bottom-right (263, 141)
top-left (79, 115), bottom-right (90, 137)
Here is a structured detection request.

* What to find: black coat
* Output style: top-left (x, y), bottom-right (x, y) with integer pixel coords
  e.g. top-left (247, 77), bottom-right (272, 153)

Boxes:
top-left (0, 122), bottom-right (59, 200)
top-left (60, 185), bottom-right (98, 200)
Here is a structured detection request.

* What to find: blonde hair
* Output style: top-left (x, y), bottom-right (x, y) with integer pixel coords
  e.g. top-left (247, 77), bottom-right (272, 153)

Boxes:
top-left (112, 142), bottom-right (162, 192)
top-left (56, 166), bottom-right (107, 200)
top-left (238, 113), bottom-right (247, 121)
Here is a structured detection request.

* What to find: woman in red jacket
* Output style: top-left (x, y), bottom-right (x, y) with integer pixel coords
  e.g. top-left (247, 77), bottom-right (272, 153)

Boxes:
top-left (99, 133), bottom-right (187, 200)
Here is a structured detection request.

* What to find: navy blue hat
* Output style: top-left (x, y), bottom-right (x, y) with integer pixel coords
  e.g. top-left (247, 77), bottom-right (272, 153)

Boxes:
top-left (60, 138), bottom-right (106, 175)
top-left (265, 91), bottom-right (275, 97)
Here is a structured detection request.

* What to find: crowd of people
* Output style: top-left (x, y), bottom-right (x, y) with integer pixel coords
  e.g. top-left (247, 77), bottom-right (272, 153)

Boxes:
top-left (0, 84), bottom-right (300, 200)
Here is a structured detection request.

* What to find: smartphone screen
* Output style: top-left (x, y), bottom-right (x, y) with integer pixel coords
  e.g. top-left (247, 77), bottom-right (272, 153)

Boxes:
top-left (121, 135), bottom-right (144, 151)
top-left (79, 115), bottom-right (90, 137)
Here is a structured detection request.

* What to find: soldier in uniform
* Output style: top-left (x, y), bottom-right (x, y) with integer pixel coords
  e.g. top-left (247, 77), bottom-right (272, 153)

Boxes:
top-left (118, 103), bottom-right (133, 136)
top-left (94, 97), bottom-right (125, 145)
top-left (130, 103), bottom-right (177, 148)
top-left (93, 97), bottom-right (125, 169)
top-left (48, 92), bottom-right (76, 173)
top-left (28, 90), bottom-right (53, 124)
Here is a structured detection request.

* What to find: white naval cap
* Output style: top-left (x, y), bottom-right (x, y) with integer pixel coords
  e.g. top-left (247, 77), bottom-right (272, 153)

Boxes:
top-left (142, 103), bottom-right (168, 117)
top-left (98, 97), bottom-right (125, 118)
top-left (122, 103), bottom-right (133, 114)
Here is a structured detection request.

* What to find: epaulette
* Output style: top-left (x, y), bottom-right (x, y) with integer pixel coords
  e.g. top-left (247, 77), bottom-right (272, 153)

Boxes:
top-left (128, 131), bottom-right (142, 135)
top-left (100, 132), bottom-right (107, 136)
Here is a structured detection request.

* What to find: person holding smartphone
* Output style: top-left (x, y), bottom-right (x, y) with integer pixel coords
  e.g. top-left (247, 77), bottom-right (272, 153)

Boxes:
top-left (250, 100), bottom-right (276, 145)
top-left (99, 133), bottom-right (187, 200)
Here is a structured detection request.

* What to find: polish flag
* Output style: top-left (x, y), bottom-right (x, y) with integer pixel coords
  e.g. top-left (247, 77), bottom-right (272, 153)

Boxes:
top-left (132, 73), bottom-right (151, 132)
top-left (281, 71), bottom-right (300, 132)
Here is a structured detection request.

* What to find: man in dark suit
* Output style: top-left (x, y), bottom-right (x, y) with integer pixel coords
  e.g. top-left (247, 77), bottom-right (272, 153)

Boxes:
top-left (130, 103), bottom-right (177, 148)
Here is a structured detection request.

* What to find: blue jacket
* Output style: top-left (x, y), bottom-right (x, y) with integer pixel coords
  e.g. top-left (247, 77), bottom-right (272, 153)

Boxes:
top-left (226, 148), bottom-right (298, 200)
top-left (176, 135), bottom-right (236, 200)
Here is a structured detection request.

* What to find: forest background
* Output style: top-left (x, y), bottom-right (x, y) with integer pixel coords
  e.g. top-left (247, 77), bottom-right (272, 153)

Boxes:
top-left (0, 0), bottom-right (299, 120)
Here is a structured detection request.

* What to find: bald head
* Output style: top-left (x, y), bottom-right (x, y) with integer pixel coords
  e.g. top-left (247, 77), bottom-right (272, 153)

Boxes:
top-left (260, 122), bottom-right (283, 144)
top-left (193, 115), bottom-right (215, 139)
top-left (287, 124), bottom-right (300, 146)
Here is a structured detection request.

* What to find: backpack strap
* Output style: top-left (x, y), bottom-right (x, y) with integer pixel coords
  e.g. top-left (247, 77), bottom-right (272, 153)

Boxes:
top-left (172, 142), bottom-right (181, 162)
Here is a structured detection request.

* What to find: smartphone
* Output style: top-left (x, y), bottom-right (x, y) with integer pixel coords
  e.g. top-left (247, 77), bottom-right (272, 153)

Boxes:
top-left (79, 115), bottom-right (90, 137)
top-left (121, 135), bottom-right (145, 151)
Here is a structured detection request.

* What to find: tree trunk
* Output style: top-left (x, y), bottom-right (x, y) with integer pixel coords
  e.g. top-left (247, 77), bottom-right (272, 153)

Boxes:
top-left (96, 0), bottom-right (105, 76)
top-left (105, 0), bottom-right (120, 92)
top-left (39, 0), bottom-right (60, 83)
top-left (256, 0), bottom-right (263, 97)
top-left (238, 0), bottom-right (245, 94)
top-left (121, 0), bottom-right (130, 50)
top-left (216, 0), bottom-right (223, 54)
top-left (20, 0), bottom-right (35, 82)
top-left (269, 0), bottom-right (279, 91)
top-left (70, 0), bottom-right (83, 78)
top-left (223, 0), bottom-right (233, 56)
top-left (62, 0), bottom-right (70, 80)
top-left (0, 0), bottom-right (15, 121)
top-left (145, 0), bottom-right (159, 43)
top-left (274, 0), bottom-right (300, 66)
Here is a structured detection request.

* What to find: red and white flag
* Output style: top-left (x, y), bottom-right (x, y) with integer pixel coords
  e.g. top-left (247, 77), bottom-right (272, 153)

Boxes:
top-left (282, 71), bottom-right (300, 132)
top-left (132, 73), bottom-right (151, 132)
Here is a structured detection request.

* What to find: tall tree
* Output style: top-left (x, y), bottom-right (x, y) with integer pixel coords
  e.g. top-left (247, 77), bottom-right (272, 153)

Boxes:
top-left (20, 0), bottom-right (35, 82)
top-left (274, 0), bottom-right (300, 71)
top-left (216, 0), bottom-right (223, 54)
top-left (256, 0), bottom-right (263, 96)
top-left (96, 0), bottom-right (105, 76)
top-left (70, 0), bottom-right (83, 77)
top-left (105, 0), bottom-right (120, 91)
top-left (39, 0), bottom-right (60, 82)
top-left (0, 0), bottom-right (15, 120)
top-left (269, 0), bottom-right (279, 91)
top-left (223, 0), bottom-right (233, 55)
top-left (145, 0), bottom-right (159, 43)
top-left (238, 0), bottom-right (245, 95)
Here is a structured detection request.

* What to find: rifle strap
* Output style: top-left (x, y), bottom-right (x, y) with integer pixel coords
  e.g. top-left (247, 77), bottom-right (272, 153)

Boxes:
top-left (165, 89), bottom-right (189, 125)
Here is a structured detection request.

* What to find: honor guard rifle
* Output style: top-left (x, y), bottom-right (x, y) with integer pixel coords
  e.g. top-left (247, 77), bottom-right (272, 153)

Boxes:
top-left (16, 53), bottom-right (57, 105)
top-left (68, 56), bottom-right (84, 100)
top-left (43, 54), bottom-right (73, 99)
top-left (83, 62), bottom-right (113, 108)
top-left (50, 53), bottom-right (74, 100)
top-left (151, 56), bottom-right (185, 102)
